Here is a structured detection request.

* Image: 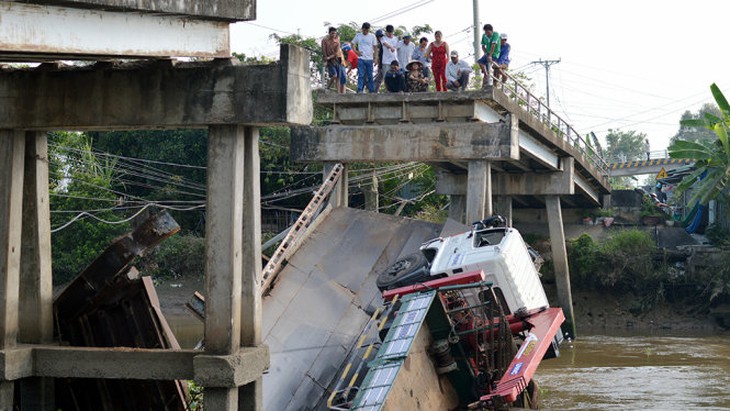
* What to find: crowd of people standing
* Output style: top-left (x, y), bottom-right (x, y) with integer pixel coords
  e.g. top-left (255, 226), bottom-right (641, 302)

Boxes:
top-left (321, 22), bottom-right (511, 94)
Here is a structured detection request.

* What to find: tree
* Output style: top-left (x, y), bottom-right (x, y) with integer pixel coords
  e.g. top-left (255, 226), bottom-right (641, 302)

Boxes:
top-left (49, 132), bottom-right (131, 283)
top-left (90, 129), bottom-right (208, 233)
top-left (669, 83), bottom-right (730, 205)
top-left (670, 103), bottom-right (721, 145)
top-left (604, 129), bottom-right (647, 163)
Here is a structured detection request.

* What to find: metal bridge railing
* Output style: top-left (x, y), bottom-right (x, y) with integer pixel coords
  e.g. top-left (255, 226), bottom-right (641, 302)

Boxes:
top-left (492, 70), bottom-right (610, 178)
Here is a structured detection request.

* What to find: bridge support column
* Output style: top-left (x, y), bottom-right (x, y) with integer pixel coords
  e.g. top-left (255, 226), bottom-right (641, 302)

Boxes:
top-left (466, 161), bottom-right (492, 223)
top-left (204, 125), bottom-right (246, 410)
top-left (324, 162), bottom-right (348, 208)
top-left (545, 195), bottom-right (576, 339)
top-left (0, 131), bottom-right (25, 408)
top-left (449, 195), bottom-right (466, 223)
top-left (602, 194), bottom-right (612, 210)
top-left (240, 127), bottom-right (263, 410)
top-left (495, 196), bottom-right (512, 227)
top-left (363, 174), bottom-right (379, 212)
top-left (19, 132), bottom-right (55, 410)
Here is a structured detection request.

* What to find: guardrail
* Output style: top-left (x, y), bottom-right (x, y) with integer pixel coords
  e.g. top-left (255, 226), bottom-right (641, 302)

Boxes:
top-left (492, 70), bottom-right (610, 178)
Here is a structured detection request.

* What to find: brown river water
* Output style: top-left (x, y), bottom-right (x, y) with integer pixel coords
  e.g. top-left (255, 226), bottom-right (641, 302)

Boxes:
top-left (537, 332), bottom-right (730, 410)
top-left (168, 317), bottom-right (730, 410)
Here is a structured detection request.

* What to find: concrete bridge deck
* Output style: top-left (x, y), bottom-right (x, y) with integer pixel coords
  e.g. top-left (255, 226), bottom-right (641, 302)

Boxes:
top-left (261, 207), bottom-right (443, 410)
top-left (294, 89), bottom-right (610, 209)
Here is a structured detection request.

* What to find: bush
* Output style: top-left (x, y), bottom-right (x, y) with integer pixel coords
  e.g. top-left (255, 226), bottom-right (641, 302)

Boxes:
top-left (568, 229), bottom-right (657, 291)
top-left (567, 234), bottom-right (601, 287)
top-left (598, 229), bottom-right (656, 288)
top-left (706, 224), bottom-right (730, 246)
top-left (136, 234), bottom-right (205, 280)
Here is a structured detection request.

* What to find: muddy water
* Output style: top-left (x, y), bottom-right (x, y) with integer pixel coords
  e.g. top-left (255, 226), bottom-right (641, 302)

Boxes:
top-left (537, 333), bottom-right (730, 410)
top-left (168, 316), bottom-right (730, 410)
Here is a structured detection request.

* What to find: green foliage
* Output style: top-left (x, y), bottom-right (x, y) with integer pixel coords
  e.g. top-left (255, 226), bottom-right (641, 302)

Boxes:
top-left (49, 132), bottom-right (131, 284)
top-left (568, 229), bottom-right (656, 290)
top-left (639, 196), bottom-right (665, 218)
top-left (270, 32), bottom-right (324, 86)
top-left (231, 52), bottom-right (276, 65)
top-left (670, 103), bottom-right (722, 145)
top-left (414, 202), bottom-right (447, 224)
top-left (323, 22), bottom-right (360, 43)
top-left (89, 129), bottom-right (207, 234)
top-left (605, 128), bottom-right (647, 163)
top-left (669, 83), bottom-right (730, 205)
top-left (187, 380), bottom-right (204, 410)
top-left (136, 234), bottom-right (205, 280)
top-left (705, 224), bottom-right (730, 246)
top-left (568, 234), bottom-right (601, 286)
top-left (410, 24), bottom-right (434, 37)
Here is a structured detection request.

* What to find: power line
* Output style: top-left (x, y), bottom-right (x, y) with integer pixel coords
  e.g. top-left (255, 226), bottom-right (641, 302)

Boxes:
top-left (530, 58), bottom-right (561, 107)
top-left (369, 0), bottom-right (435, 24)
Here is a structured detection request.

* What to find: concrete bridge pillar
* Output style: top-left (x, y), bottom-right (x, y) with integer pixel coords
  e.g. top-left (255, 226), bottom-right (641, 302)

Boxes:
top-left (466, 160), bottom-right (492, 223)
top-left (18, 132), bottom-right (55, 410)
top-left (0, 131), bottom-right (25, 408)
top-left (602, 194), bottom-right (612, 210)
top-left (545, 195), bottom-right (576, 339)
top-left (0, 131), bottom-right (56, 409)
top-left (448, 195), bottom-right (466, 223)
top-left (324, 162), bottom-right (348, 208)
top-left (240, 128), bottom-right (263, 410)
top-left (495, 196), bottom-right (513, 227)
top-left (204, 125), bottom-right (268, 410)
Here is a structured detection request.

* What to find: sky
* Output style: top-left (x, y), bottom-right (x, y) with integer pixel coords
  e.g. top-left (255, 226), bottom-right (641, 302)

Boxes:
top-left (230, 0), bottom-right (728, 154)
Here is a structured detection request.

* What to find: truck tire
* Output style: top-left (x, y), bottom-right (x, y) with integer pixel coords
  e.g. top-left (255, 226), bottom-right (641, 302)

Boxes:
top-left (376, 252), bottom-right (430, 291)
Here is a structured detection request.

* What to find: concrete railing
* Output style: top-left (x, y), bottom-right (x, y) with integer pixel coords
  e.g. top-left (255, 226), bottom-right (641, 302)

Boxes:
top-left (493, 71), bottom-right (610, 178)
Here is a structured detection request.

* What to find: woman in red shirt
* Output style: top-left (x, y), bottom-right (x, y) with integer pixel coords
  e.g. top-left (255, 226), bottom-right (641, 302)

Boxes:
top-left (426, 31), bottom-right (449, 92)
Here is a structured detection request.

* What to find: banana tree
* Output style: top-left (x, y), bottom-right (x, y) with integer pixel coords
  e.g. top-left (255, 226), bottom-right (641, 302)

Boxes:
top-left (669, 83), bottom-right (730, 205)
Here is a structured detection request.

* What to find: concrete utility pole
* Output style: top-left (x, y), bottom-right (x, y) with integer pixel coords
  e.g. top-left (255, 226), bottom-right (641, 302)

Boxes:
top-left (472, 0), bottom-right (481, 63)
top-left (530, 58), bottom-right (561, 107)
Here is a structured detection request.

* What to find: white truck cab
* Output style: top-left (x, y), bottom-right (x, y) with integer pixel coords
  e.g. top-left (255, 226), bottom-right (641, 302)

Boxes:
top-left (377, 217), bottom-right (549, 314)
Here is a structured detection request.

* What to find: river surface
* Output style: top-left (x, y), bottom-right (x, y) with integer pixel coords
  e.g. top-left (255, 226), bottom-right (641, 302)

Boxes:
top-left (537, 332), bottom-right (730, 410)
top-left (168, 317), bottom-right (730, 410)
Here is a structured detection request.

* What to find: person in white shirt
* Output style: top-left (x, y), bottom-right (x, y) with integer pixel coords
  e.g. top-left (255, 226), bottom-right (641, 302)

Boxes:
top-left (445, 50), bottom-right (472, 91)
top-left (397, 33), bottom-right (416, 70)
top-left (351, 22), bottom-right (379, 93)
top-left (381, 25), bottom-right (399, 67)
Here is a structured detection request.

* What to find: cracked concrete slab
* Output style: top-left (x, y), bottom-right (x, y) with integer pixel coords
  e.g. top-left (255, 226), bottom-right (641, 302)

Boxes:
top-left (262, 208), bottom-right (441, 410)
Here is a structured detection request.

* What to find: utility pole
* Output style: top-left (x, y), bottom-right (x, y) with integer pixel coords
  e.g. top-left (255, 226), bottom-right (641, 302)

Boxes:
top-left (472, 0), bottom-right (480, 63)
top-left (530, 58), bottom-right (561, 107)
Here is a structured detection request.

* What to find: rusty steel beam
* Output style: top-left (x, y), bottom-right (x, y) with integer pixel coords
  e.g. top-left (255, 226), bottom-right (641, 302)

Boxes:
top-left (51, 212), bottom-right (185, 411)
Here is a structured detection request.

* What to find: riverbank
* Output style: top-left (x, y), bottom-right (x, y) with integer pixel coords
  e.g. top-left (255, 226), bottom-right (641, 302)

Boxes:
top-left (544, 284), bottom-right (723, 333)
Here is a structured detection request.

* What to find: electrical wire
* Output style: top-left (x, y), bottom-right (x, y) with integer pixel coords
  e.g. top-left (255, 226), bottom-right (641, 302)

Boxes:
top-left (50, 203), bottom-right (205, 233)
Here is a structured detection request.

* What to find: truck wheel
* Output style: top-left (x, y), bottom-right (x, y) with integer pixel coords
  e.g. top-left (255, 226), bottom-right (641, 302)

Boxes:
top-left (376, 252), bottom-right (429, 291)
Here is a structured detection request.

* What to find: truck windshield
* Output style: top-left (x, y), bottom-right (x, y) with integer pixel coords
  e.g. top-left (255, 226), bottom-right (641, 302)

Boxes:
top-left (473, 228), bottom-right (506, 248)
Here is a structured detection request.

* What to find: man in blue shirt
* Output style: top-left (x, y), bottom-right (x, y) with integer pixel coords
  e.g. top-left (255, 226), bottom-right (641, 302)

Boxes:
top-left (493, 33), bottom-right (510, 86)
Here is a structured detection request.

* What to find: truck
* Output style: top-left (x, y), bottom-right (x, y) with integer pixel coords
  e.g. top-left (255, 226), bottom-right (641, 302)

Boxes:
top-left (328, 216), bottom-right (565, 410)
top-left (376, 215), bottom-right (549, 316)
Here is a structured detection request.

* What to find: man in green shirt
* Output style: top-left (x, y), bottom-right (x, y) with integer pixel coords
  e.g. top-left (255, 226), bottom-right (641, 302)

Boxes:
top-left (477, 24), bottom-right (501, 88)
